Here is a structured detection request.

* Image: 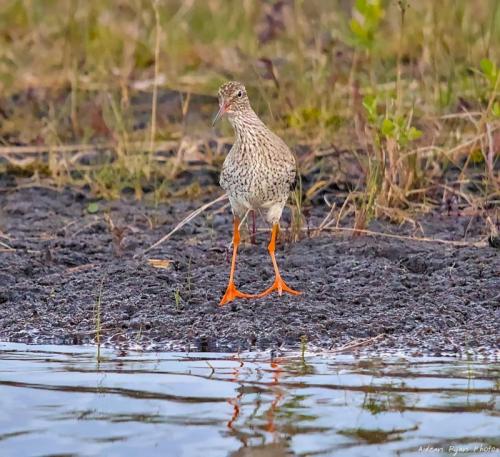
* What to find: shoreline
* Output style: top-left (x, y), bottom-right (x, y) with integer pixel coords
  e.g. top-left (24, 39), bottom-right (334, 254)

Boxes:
top-left (1, 184), bottom-right (498, 356)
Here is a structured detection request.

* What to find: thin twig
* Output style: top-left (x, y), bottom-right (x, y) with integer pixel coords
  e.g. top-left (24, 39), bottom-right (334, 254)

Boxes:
top-left (0, 140), bottom-right (178, 155)
top-left (255, 225), bottom-right (487, 247)
top-left (324, 226), bottom-right (487, 247)
top-left (206, 361), bottom-right (215, 378)
top-left (315, 202), bottom-right (337, 236)
top-left (330, 334), bottom-right (385, 353)
top-left (485, 123), bottom-right (495, 183)
top-left (0, 240), bottom-right (14, 251)
top-left (439, 111), bottom-right (483, 119)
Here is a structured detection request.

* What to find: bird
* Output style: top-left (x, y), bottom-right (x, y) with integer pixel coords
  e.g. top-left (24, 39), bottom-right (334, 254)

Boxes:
top-left (213, 81), bottom-right (302, 306)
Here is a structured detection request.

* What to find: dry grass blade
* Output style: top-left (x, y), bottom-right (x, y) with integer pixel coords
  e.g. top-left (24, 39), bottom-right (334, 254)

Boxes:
top-left (147, 258), bottom-right (173, 269)
top-left (314, 200), bottom-right (337, 236)
top-left (330, 334), bottom-right (386, 353)
top-left (140, 193), bottom-right (229, 256)
top-left (0, 240), bottom-right (15, 251)
top-left (0, 231), bottom-right (12, 240)
top-left (324, 227), bottom-right (488, 247)
top-left (255, 225), bottom-right (488, 247)
top-left (65, 263), bottom-right (95, 274)
top-left (0, 141), bottom-right (178, 156)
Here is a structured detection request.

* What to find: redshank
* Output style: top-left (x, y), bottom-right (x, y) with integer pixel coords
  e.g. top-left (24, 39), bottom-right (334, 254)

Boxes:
top-left (213, 81), bottom-right (302, 306)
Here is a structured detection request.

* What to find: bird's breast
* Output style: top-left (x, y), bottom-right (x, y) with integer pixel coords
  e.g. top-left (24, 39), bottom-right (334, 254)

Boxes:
top-left (220, 131), bottom-right (295, 211)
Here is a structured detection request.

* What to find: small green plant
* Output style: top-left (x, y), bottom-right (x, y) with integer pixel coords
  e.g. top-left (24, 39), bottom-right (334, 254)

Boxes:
top-left (356, 93), bottom-right (423, 228)
top-left (349, 0), bottom-right (384, 51)
top-left (348, 0), bottom-right (385, 86)
top-left (174, 288), bottom-right (182, 310)
top-left (87, 202), bottom-right (100, 214)
top-left (186, 256), bottom-right (192, 298)
top-left (300, 334), bottom-right (308, 363)
top-left (291, 173), bottom-right (304, 242)
top-left (492, 101), bottom-right (500, 118)
top-left (479, 58), bottom-right (499, 90)
top-left (94, 275), bottom-right (105, 364)
top-left (363, 95), bottom-right (422, 145)
top-left (363, 395), bottom-right (388, 415)
top-left (363, 96), bottom-right (422, 198)
top-left (478, 58), bottom-right (500, 118)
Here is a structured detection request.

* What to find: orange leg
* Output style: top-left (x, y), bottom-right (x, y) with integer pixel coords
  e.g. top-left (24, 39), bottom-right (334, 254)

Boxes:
top-left (219, 217), bottom-right (256, 306)
top-left (256, 224), bottom-right (301, 298)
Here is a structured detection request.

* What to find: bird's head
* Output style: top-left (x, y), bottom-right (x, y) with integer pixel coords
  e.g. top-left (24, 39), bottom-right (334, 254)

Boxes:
top-left (212, 81), bottom-right (251, 126)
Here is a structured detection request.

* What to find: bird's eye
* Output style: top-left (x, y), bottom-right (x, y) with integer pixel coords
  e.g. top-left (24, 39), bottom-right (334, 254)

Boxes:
top-left (237, 91), bottom-right (243, 98)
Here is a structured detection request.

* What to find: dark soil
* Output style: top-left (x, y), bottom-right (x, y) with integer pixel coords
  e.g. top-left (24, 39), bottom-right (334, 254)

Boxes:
top-left (0, 177), bottom-right (498, 355)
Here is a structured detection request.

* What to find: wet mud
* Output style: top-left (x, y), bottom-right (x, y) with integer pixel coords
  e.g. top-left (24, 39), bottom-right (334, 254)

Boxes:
top-left (0, 178), bottom-right (498, 355)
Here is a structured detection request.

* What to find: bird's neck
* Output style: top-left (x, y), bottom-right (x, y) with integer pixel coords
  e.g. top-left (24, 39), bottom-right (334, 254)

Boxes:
top-left (229, 109), bottom-right (268, 141)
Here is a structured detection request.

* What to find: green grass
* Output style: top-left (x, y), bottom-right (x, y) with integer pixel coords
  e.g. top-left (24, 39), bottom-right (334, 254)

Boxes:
top-left (94, 274), bottom-right (105, 363)
top-left (0, 0), bottom-right (498, 227)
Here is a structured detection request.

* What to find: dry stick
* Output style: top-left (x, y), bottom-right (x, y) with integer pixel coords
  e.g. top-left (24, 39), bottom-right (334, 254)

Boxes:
top-left (0, 240), bottom-right (14, 251)
top-left (275, 334), bottom-right (387, 360)
top-left (447, 128), bottom-right (498, 156)
top-left (330, 334), bottom-right (385, 353)
top-left (0, 240), bottom-right (43, 255)
top-left (335, 193), bottom-right (353, 228)
top-left (315, 201), bottom-right (337, 236)
top-left (439, 111), bottom-right (483, 119)
top-left (0, 143), bottom-right (110, 155)
top-left (140, 193), bottom-right (229, 256)
top-left (324, 226), bottom-right (487, 248)
top-left (0, 140), bottom-right (178, 156)
top-left (485, 123), bottom-right (496, 184)
top-left (391, 124), bottom-right (499, 165)
top-left (438, 184), bottom-right (475, 207)
top-left (394, 128), bottom-right (498, 168)
top-left (0, 246), bottom-right (41, 254)
top-left (255, 226), bottom-right (487, 247)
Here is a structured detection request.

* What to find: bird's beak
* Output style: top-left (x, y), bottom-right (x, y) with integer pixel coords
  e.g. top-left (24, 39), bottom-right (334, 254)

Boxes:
top-left (212, 103), bottom-right (227, 127)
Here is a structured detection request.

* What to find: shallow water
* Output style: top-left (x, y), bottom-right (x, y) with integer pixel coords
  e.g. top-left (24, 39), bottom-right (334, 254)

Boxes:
top-left (0, 343), bottom-right (498, 457)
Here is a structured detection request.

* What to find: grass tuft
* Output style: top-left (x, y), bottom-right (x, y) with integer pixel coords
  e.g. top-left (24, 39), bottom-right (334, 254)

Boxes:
top-left (0, 0), bottom-right (498, 232)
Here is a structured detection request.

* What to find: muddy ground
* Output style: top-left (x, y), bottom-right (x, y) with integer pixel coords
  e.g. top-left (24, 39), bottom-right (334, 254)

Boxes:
top-left (0, 175), bottom-right (498, 356)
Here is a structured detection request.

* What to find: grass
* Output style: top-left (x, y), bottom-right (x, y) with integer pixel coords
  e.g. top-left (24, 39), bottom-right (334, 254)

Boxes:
top-left (0, 0), bottom-right (498, 232)
top-left (173, 288), bottom-right (182, 310)
top-left (94, 274), bottom-right (105, 363)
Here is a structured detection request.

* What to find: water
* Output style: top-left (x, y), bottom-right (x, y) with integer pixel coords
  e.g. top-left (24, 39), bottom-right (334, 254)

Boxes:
top-left (0, 343), bottom-right (498, 457)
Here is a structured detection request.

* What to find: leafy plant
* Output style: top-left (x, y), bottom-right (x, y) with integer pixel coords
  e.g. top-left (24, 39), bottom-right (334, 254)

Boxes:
top-left (478, 58), bottom-right (500, 118)
top-left (350, 0), bottom-right (385, 50)
top-left (87, 202), bottom-right (100, 214)
top-left (356, 93), bottom-right (424, 228)
top-left (480, 58), bottom-right (498, 89)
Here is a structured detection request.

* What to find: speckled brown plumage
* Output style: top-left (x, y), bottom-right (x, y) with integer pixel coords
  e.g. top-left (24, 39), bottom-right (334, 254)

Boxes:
top-left (214, 81), bottom-right (301, 306)
top-left (218, 81), bottom-right (296, 224)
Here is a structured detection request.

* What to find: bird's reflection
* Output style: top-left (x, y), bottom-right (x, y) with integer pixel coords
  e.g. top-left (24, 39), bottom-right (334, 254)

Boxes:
top-left (227, 357), bottom-right (245, 431)
top-left (264, 360), bottom-right (284, 433)
top-left (225, 355), bottom-right (300, 456)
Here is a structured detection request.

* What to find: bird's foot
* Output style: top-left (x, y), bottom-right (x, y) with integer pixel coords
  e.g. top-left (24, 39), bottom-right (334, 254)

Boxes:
top-left (219, 282), bottom-right (256, 306)
top-left (256, 275), bottom-right (302, 298)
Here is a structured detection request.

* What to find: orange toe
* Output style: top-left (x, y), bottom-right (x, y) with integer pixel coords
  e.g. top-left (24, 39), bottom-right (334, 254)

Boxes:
top-left (219, 282), bottom-right (256, 306)
top-left (256, 276), bottom-right (302, 298)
